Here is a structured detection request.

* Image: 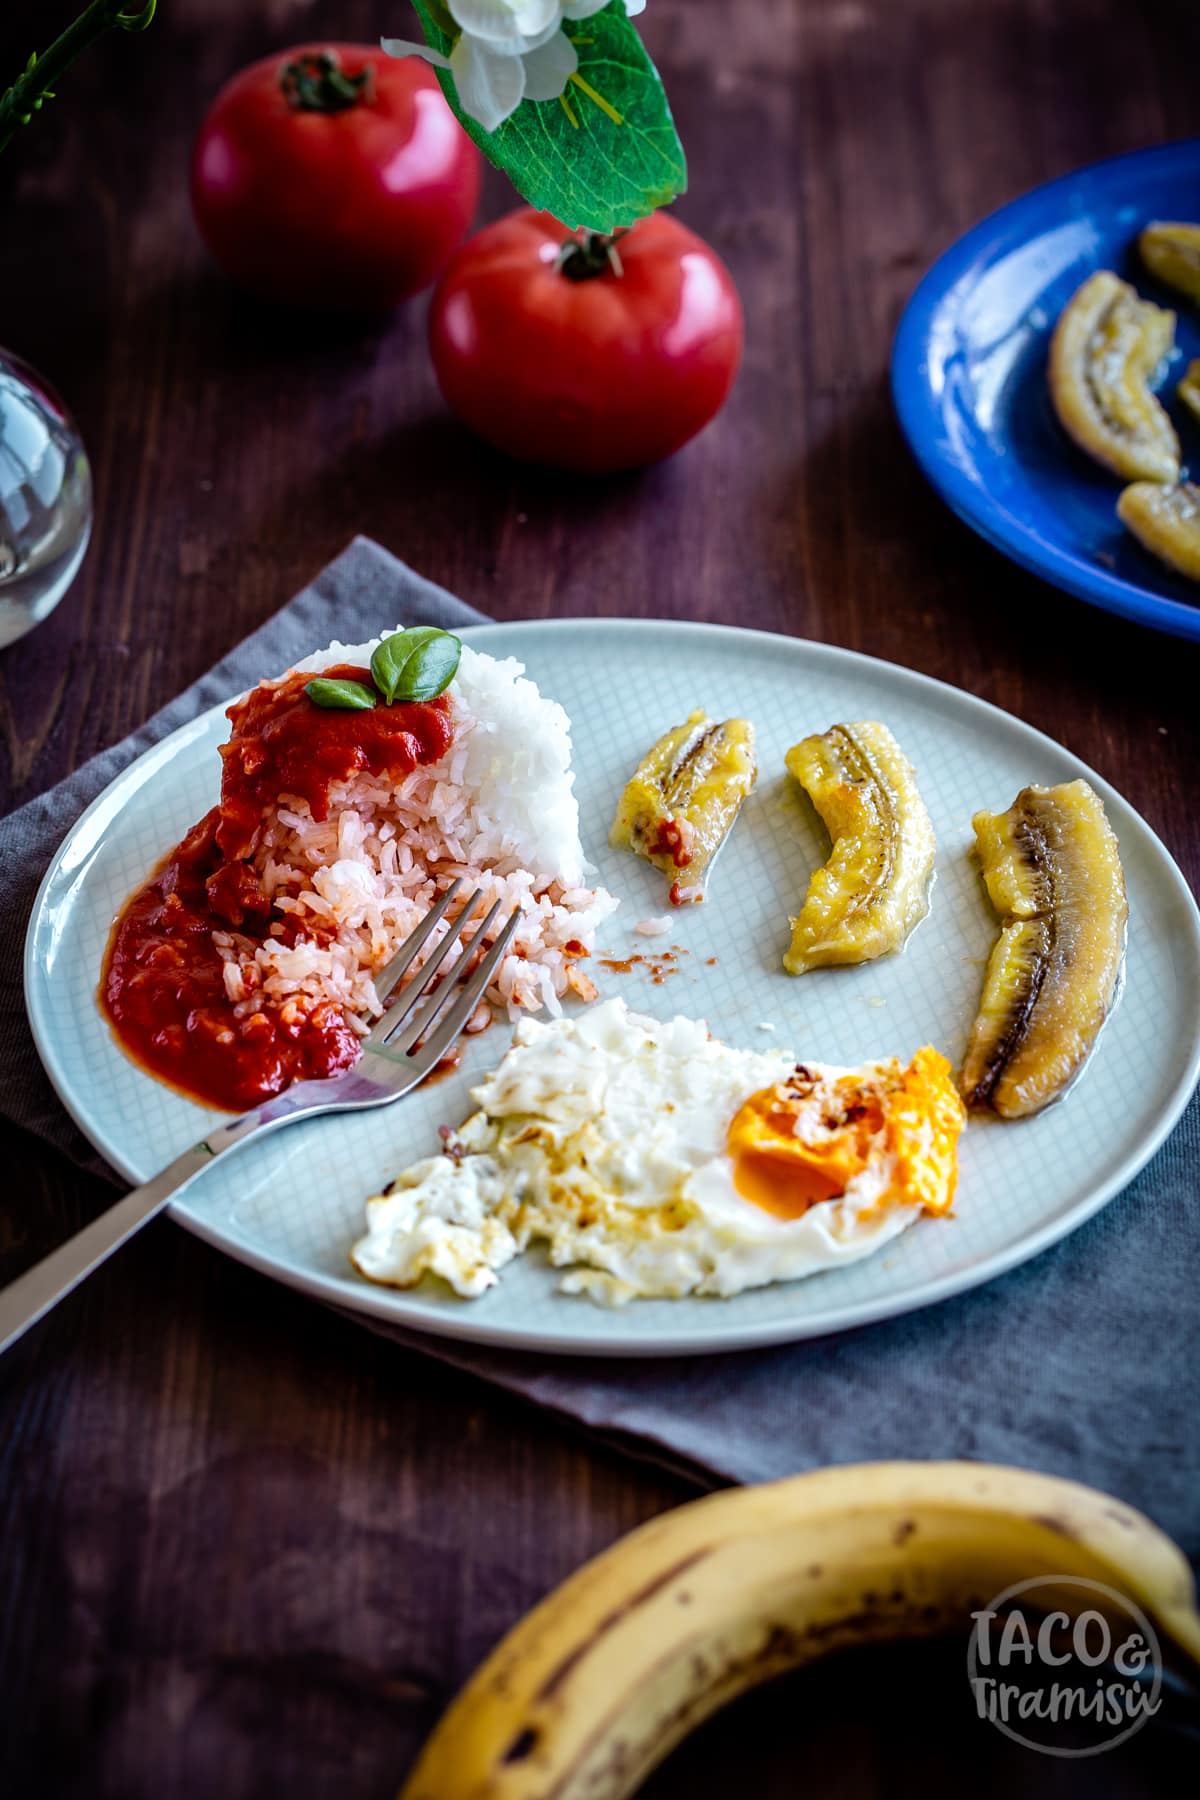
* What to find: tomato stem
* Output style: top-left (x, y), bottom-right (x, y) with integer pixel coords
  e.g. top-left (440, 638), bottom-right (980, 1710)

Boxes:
top-left (555, 229), bottom-right (628, 282)
top-left (281, 49), bottom-right (372, 114)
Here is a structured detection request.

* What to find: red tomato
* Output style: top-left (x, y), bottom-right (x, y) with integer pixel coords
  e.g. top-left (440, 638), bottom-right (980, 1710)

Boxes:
top-left (191, 43), bottom-right (480, 312)
top-left (428, 208), bottom-right (743, 471)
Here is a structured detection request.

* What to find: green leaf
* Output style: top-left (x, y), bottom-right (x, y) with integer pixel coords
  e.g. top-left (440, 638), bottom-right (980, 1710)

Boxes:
top-left (410, 0), bottom-right (686, 232)
top-left (370, 627), bottom-right (462, 703)
top-left (304, 677), bottom-right (378, 711)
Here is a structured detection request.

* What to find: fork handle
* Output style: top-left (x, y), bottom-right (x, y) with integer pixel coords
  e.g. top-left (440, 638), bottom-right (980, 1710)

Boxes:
top-left (0, 1068), bottom-right (369, 1357)
top-left (0, 1141), bottom-right (219, 1356)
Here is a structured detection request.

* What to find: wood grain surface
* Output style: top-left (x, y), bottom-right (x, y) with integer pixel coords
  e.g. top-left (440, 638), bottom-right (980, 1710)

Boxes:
top-left (2, 1), bottom-right (1198, 1794)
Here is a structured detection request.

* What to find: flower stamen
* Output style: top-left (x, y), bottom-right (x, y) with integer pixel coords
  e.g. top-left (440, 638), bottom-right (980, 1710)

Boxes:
top-left (568, 70), bottom-right (622, 125)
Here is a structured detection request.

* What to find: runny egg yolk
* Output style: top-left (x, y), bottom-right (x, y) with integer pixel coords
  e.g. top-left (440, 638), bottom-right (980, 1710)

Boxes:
top-left (727, 1047), bottom-right (965, 1222)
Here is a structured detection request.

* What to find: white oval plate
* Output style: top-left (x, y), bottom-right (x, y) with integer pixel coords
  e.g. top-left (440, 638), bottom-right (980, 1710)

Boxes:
top-left (25, 620), bottom-right (1200, 1356)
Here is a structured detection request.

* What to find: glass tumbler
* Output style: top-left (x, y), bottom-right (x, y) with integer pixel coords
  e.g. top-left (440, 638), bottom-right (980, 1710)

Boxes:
top-left (0, 348), bottom-right (93, 651)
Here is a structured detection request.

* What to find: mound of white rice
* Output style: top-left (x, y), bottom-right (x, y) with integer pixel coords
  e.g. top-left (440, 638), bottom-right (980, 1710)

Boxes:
top-left (212, 630), bottom-right (619, 1035)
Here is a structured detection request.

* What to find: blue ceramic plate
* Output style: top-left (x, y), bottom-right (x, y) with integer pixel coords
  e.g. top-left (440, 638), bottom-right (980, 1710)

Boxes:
top-left (893, 139), bottom-right (1200, 641)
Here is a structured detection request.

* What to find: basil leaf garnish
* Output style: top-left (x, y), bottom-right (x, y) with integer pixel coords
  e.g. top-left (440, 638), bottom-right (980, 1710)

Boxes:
top-left (304, 677), bottom-right (378, 711)
top-left (370, 627), bottom-right (462, 704)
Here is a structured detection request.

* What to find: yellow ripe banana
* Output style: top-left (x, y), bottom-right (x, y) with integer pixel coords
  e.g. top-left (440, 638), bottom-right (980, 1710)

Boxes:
top-left (399, 1462), bottom-right (1200, 1799)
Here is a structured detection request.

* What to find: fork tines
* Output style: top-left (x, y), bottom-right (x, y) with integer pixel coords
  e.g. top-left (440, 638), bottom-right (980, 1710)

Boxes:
top-left (366, 886), bottom-right (521, 1065)
top-left (399, 906), bottom-right (522, 1074)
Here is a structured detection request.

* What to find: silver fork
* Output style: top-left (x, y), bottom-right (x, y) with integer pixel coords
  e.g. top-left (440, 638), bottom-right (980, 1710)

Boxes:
top-left (0, 879), bottom-right (520, 1356)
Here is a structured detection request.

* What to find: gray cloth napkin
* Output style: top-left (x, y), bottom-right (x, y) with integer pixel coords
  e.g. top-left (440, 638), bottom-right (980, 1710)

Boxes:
top-left (4, 538), bottom-right (1198, 1553)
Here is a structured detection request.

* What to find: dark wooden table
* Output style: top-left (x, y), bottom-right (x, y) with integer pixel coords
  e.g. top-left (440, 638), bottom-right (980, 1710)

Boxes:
top-left (2, 2), bottom-right (1198, 1794)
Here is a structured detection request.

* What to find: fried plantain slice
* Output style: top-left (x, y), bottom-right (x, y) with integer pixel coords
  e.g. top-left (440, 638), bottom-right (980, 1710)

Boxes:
top-left (610, 711), bottom-right (757, 904)
top-left (961, 780), bottom-right (1127, 1119)
top-left (783, 721), bottom-right (935, 975)
top-left (1139, 221), bottom-right (1200, 303)
top-left (1118, 479), bottom-right (1200, 583)
top-left (1177, 357), bottom-right (1200, 424)
top-left (1048, 271), bottom-right (1179, 482)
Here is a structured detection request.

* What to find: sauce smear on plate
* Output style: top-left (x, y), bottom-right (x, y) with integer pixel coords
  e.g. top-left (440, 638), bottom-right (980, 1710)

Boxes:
top-left (102, 670), bottom-right (456, 1112)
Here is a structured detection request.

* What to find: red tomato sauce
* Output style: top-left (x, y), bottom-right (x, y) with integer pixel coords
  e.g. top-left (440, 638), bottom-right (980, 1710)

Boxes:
top-left (101, 671), bottom-right (457, 1112)
top-left (216, 667), bottom-right (455, 855)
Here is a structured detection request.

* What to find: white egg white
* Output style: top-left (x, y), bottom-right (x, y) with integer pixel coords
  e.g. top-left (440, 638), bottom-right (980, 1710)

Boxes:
top-left (351, 999), bottom-right (923, 1306)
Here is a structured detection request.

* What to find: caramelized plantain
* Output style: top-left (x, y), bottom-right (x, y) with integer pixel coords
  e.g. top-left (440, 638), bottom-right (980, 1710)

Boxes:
top-left (610, 711), bottom-right (757, 904)
top-left (1049, 271), bottom-right (1179, 482)
top-left (961, 780), bottom-right (1127, 1119)
top-left (1139, 221), bottom-right (1200, 303)
top-left (1118, 480), bottom-right (1200, 583)
top-left (783, 721), bottom-right (935, 975)
top-left (1178, 358), bottom-right (1200, 424)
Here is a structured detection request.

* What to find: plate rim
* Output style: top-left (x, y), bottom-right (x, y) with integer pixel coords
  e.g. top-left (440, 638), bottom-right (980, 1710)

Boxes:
top-left (891, 135), bottom-right (1200, 643)
top-left (23, 615), bottom-right (1200, 1357)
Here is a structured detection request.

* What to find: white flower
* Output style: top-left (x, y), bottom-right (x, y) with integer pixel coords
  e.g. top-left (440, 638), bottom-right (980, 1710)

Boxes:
top-left (383, 0), bottom-right (647, 134)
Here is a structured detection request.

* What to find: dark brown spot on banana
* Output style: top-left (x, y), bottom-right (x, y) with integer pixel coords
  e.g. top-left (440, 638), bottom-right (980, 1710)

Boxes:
top-left (1030, 1513), bottom-right (1079, 1542)
top-left (535, 1547), bottom-right (713, 1701)
top-left (501, 1725), bottom-right (541, 1763)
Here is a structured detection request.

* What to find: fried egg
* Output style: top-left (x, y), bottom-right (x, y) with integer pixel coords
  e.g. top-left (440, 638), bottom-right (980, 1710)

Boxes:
top-left (351, 999), bottom-right (965, 1306)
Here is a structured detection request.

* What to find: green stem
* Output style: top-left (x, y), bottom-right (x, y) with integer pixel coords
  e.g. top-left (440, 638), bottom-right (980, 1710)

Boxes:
top-left (555, 229), bottom-right (629, 282)
top-left (280, 50), bottom-right (371, 114)
top-left (0, 0), bottom-right (156, 155)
